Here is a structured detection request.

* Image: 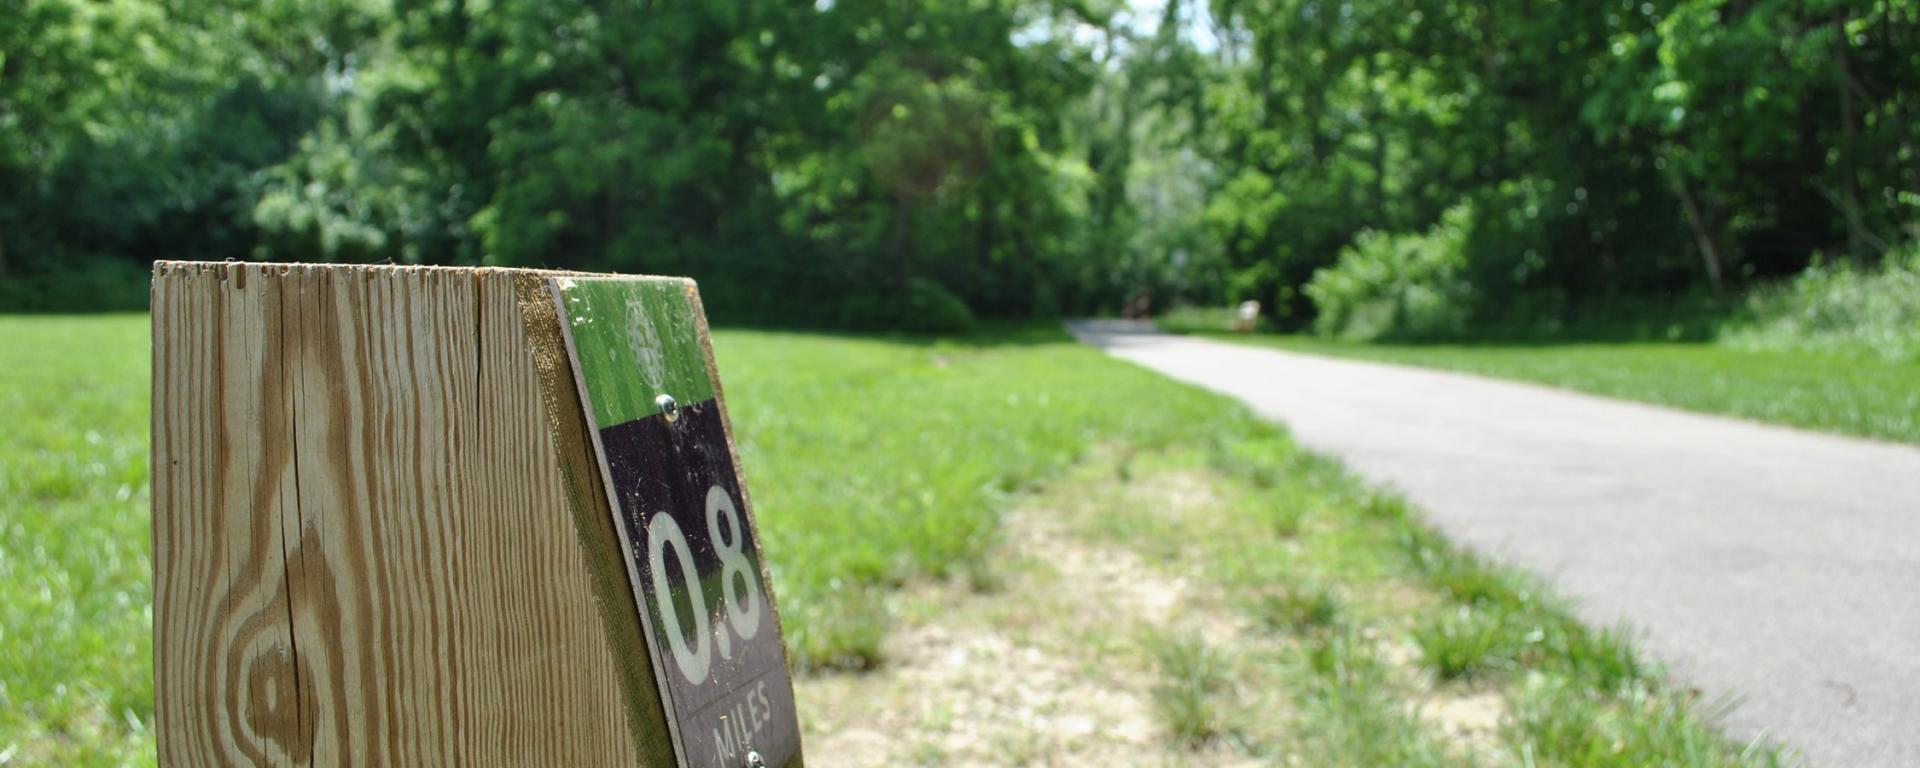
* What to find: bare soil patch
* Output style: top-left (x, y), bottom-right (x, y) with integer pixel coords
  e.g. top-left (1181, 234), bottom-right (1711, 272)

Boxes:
top-left (796, 497), bottom-right (1257, 767)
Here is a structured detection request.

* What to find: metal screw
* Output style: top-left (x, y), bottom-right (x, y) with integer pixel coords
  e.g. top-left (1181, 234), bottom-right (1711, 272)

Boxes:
top-left (656, 393), bottom-right (680, 423)
top-left (744, 749), bottom-right (766, 768)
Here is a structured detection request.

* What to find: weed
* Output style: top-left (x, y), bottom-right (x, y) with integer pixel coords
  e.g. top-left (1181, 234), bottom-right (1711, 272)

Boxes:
top-left (1145, 630), bottom-right (1234, 746)
top-left (1362, 491), bottom-right (1411, 521)
top-left (1533, 619), bottom-right (1647, 692)
top-left (783, 585), bottom-right (889, 672)
top-left (1304, 629), bottom-right (1378, 686)
top-left (1205, 433), bottom-right (1296, 489)
top-left (1255, 583), bottom-right (1343, 635)
top-left (1411, 545), bottom-right (1528, 609)
top-left (1414, 607), bottom-right (1522, 681)
top-left (1261, 495), bottom-right (1309, 538)
top-left (1508, 675), bottom-right (1789, 768)
top-left (1297, 631), bottom-right (1452, 767)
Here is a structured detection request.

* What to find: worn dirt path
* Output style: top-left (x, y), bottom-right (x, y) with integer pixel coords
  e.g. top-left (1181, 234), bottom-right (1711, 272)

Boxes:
top-left (1070, 321), bottom-right (1920, 768)
top-left (795, 498), bottom-right (1259, 767)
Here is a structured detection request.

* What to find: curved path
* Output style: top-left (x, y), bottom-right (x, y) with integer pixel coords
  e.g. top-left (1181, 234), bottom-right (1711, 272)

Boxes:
top-left (1070, 321), bottom-right (1920, 767)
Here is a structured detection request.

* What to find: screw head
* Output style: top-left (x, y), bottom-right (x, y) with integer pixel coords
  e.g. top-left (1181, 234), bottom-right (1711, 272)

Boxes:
top-left (745, 749), bottom-right (767, 768)
top-left (656, 393), bottom-right (680, 423)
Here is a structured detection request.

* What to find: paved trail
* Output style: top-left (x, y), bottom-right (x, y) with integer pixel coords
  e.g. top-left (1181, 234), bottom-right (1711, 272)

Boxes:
top-left (1071, 321), bottom-right (1920, 768)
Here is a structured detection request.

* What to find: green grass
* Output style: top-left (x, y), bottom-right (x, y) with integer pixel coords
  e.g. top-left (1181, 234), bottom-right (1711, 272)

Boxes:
top-left (0, 315), bottom-right (1294, 760)
top-left (1143, 630), bottom-right (1235, 746)
top-left (1413, 607), bottom-right (1523, 681)
top-left (1196, 333), bottom-right (1920, 444)
top-left (0, 316), bottom-right (155, 765)
top-left (1155, 304), bottom-right (1272, 335)
top-left (1252, 581), bottom-right (1342, 634)
top-left (711, 329), bottom-right (1282, 668)
top-left (1, 314), bottom-right (1788, 764)
top-left (1057, 438), bottom-right (1785, 765)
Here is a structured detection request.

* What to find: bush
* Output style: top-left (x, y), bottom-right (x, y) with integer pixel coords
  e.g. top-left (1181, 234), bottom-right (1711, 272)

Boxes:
top-left (1723, 244), bottom-right (1920, 362)
top-left (897, 277), bottom-right (977, 333)
top-left (838, 277), bottom-right (978, 333)
top-left (1304, 204), bottom-right (1474, 341)
top-left (0, 258), bottom-right (151, 313)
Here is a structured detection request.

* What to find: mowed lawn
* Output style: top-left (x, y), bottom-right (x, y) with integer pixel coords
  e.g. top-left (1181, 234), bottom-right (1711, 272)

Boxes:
top-left (1193, 333), bottom-right (1920, 445)
top-left (2, 315), bottom-right (1784, 765)
top-left (1, 316), bottom-right (154, 765)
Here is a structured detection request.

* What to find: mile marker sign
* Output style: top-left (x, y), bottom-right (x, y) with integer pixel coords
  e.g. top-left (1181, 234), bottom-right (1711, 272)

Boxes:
top-left (552, 276), bottom-right (802, 768)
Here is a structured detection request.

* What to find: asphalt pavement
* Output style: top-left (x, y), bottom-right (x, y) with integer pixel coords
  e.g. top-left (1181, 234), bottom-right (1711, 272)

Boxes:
top-left (1070, 320), bottom-right (1920, 767)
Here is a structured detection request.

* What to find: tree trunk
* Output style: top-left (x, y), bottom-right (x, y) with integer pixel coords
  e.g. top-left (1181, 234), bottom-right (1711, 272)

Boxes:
top-left (1906, 133), bottom-right (1920, 244)
top-left (1833, 9), bottom-right (1869, 259)
top-left (1480, 0), bottom-right (1505, 180)
top-left (1366, 54), bottom-right (1388, 226)
top-left (1667, 167), bottom-right (1724, 292)
top-left (1895, 11), bottom-right (1920, 242)
top-left (890, 193), bottom-right (912, 286)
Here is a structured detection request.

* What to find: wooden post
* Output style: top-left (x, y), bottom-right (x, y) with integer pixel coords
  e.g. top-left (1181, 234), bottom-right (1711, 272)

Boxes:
top-left (151, 262), bottom-right (677, 765)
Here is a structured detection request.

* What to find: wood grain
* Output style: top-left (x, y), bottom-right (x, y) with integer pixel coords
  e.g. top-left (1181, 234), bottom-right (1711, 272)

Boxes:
top-left (153, 263), bottom-right (673, 766)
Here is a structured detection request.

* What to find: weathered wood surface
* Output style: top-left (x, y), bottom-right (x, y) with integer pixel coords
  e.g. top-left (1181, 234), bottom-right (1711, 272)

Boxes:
top-left (152, 262), bottom-right (671, 766)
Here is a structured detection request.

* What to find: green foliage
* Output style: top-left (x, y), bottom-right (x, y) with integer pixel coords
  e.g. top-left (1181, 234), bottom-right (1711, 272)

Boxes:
top-left (1725, 245), bottom-right (1920, 363)
top-left (1191, 0), bottom-right (1919, 331)
top-left (1305, 204), bottom-right (1475, 341)
top-left (0, 0), bottom-right (1120, 324)
top-left (0, 259), bottom-right (150, 313)
top-left (0, 0), bottom-right (370, 284)
top-left (900, 278), bottom-right (979, 334)
top-left (6, 0), bottom-right (1917, 328)
top-left (839, 277), bottom-right (979, 334)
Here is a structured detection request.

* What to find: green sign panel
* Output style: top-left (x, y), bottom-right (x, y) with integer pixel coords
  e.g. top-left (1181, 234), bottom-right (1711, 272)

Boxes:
top-left (552, 276), bottom-right (801, 768)
top-left (558, 277), bottom-right (716, 427)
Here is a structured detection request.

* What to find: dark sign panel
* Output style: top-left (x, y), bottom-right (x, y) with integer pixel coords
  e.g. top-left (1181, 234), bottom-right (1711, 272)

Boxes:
top-left (552, 277), bottom-right (801, 768)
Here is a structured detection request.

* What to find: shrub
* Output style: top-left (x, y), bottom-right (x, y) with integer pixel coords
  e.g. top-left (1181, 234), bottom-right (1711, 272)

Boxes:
top-left (836, 276), bottom-right (977, 333)
top-left (0, 258), bottom-right (151, 313)
top-left (1305, 204), bottom-right (1474, 341)
top-left (1723, 244), bottom-right (1920, 362)
top-left (897, 277), bottom-right (978, 333)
